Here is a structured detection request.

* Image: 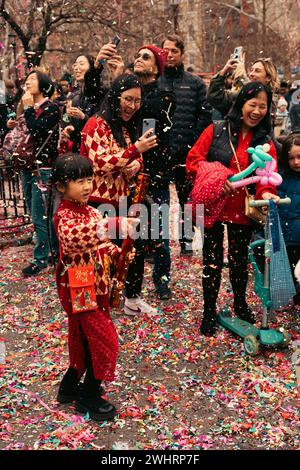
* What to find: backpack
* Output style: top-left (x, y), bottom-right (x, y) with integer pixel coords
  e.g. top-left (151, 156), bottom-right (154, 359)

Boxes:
top-left (1, 115), bottom-right (36, 171)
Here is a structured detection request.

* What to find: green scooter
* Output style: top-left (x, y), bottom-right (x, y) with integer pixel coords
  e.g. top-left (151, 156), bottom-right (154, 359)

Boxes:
top-left (217, 197), bottom-right (292, 356)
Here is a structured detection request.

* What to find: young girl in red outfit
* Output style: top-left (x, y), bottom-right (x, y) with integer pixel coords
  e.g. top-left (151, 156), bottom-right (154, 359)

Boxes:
top-left (186, 82), bottom-right (279, 336)
top-left (53, 153), bottom-right (137, 421)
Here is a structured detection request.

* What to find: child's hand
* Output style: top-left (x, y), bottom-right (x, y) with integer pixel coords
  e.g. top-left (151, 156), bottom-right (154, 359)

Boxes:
top-left (122, 160), bottom-right (141, 178)
top-left (127, 247), bottom-right (136, 262)
top-left (121, 217), bottom-right (140, 239)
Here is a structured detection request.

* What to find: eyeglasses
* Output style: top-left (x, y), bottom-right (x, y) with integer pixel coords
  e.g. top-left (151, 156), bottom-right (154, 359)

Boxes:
top-left (134, 52), bottom-right (152, 61)
top-left (121, 96), bottom-right (142, 106)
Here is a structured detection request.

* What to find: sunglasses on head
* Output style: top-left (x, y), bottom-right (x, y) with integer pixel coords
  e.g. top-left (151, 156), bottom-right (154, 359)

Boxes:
top-left (135, 52), bottom-right (152, 61)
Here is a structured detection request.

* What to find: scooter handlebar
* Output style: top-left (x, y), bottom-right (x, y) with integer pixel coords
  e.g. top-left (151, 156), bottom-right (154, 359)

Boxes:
top-left (249, 197), bottom-right (291, 208)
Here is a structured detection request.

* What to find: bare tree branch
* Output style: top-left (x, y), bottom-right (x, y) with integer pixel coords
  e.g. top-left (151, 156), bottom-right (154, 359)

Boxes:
top-left (0, 0), bottom-right (29, 49)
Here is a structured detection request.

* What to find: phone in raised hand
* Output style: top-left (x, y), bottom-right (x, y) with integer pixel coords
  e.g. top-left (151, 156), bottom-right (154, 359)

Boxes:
top-left (142, 118), bottom-right (156, 136)
top-left (111, 35), bottom-right (121, 47)
top-left (231, 46), bottom-right (243, 61)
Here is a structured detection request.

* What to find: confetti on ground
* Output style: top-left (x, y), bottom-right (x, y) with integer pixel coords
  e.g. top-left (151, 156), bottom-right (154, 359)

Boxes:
top-left (1, 189), bottom-right (300, 450)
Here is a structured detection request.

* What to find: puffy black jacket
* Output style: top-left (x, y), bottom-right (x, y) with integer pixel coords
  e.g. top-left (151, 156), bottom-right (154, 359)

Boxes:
top-left (24, 100), bottom-right (60, 166)
top-left (158, 64), bottom-right (212, 162)
top-left (141, 80), bottom-right (176, 190)
top-left (290, 103), bottom-right (300, 132)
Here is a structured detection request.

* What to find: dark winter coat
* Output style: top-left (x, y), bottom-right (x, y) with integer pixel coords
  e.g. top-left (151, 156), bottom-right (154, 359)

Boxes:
top-left (140, 80), bottom-right (176, 190)
top-left (290, 104), bottom-right (300, 133)
top-left (277, 167), bottom-right (300, 246)
top-left (24, 99), bottom-right (60, 166)
top-left (69, 66), bottom-right (108, 152)
top-left (158, 64), bottom-right (212, 162)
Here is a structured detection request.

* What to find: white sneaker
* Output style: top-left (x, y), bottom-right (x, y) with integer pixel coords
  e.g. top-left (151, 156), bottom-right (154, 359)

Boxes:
top-left (124, 297), bottom-right (158, 316)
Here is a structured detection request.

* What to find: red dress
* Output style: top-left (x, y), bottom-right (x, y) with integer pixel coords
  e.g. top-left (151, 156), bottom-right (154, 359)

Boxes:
top-left (54, 199), bottom-right (120, 382)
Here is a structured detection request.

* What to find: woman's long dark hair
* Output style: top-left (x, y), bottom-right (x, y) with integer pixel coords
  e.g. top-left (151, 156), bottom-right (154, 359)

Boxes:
top-left (99, 74), bottom-right (142, 147)
top-left (227, 81), bottom-right (273, 135)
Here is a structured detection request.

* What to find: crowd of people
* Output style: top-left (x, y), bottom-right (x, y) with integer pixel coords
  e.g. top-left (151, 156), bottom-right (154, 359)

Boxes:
top-left (0, 35), bottom-right (300, 422)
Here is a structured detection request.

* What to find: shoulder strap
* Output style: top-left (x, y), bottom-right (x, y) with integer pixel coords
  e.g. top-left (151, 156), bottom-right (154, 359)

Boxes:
top-left (228, 123), bottom-right (250, 196)
top-left (35, 122), bottom-right (59, 161)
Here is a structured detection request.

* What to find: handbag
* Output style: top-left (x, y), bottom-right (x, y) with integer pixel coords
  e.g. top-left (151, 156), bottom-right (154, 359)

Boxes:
top-left (1, 114), bottom-right (58, 171)
top-left (1, 116), bottom-right (35, 170)
top-left (68, 265), bottom-right (97, 314)
top-left (228, 125), bottom-right (266, 225)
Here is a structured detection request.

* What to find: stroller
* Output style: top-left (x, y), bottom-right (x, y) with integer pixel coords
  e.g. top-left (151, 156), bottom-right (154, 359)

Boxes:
top-left (218, 197), bottom-right (296, 356)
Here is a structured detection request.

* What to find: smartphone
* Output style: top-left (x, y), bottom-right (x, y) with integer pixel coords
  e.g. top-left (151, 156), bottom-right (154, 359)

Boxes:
top-left (111, 35), bottom-right (121, 47)
top-left (142, 118), bottom-right (156, 136)
top-left (231, 46), bottom-right (243, 61)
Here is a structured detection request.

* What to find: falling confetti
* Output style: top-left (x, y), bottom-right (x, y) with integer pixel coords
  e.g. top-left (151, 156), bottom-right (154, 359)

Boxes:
top-left (1, 188), bottom-right (300, 449)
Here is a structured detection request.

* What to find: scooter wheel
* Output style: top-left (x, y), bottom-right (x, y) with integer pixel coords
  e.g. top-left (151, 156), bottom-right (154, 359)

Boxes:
top-left (277, 328), bottom-right (291, 348)
top-left (244, 335), bottom-right (260, 356)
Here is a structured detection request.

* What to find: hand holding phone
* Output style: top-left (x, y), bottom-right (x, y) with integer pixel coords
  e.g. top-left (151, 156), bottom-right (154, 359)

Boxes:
top-left (111, 35), bottom-right (121, 47)
top-left (135, 120), bottom-right (157, 154)
top-left (142, 118), bottom-right (156, 136)
top-left (97, 38), bottom-right (121, 66)
top-left (231, 46), bottom-right (243, 61)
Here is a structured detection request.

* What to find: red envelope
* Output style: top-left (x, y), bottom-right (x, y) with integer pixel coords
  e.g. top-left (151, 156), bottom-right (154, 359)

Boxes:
top-left (68, 265), bottom-right (97, 314)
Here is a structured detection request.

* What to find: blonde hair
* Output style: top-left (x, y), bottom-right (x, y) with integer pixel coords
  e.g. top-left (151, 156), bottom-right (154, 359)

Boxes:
top-left (253, 58), bottom-right (279, 92)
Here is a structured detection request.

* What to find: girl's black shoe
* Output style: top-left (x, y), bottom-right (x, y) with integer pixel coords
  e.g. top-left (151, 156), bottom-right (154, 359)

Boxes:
top-left (57, 383), bottom-right (84, 404)
top-left (75, 395), bottom-right (117, 421)
top-left (57, 383), bottom-right (105, 404)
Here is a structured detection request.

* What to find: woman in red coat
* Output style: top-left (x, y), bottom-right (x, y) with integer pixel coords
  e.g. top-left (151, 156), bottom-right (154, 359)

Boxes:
top-left (186, 82), bottom-right (279, 336)
top-left (81, 74), bottom-right (158, 316)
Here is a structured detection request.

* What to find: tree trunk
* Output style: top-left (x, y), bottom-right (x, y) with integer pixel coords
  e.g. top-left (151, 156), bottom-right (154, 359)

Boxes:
top-left (2, 25), bottom-right (9, 80)
top-left (262, 0), bottom-right (266, 52)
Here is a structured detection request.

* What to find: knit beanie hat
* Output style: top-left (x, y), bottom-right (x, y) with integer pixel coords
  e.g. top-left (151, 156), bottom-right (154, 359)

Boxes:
top-left (278, 97), bottom-right (287, 107)
top-left (138, 45), bottom-right (168, 76)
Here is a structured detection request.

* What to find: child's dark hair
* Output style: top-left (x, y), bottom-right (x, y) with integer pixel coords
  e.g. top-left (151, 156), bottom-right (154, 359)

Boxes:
top-left (52, 153), bottom-right (93, 186)
top-left (279, 133), bottom-right (300, 170)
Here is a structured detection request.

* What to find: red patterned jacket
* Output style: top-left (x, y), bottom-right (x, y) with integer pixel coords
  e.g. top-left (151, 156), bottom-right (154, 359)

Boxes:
top-left (54, 199), bottom-right (120, 314)
top-left (80, 116), bottom-right (143, 206)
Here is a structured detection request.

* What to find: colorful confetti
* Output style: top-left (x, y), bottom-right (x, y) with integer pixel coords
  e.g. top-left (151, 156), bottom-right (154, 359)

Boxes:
top-left (1, 188), bottom-right (300, 450)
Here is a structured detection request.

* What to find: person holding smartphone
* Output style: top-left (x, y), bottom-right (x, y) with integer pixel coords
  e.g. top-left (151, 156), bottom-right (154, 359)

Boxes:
top-left (133, 44), bottom-right (176, 300)
top-left (62, 39), bottom-right (125, 153)
top-left (207, 52), bottom-right (279, 122)
top-left (81, 74), bottom-right (159, 316)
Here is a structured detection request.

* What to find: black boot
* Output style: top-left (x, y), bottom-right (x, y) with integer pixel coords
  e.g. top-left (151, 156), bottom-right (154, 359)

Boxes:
top-left (75, 357), bottom-right (116, 421)
top-left (57, 367), bottom-right (81, 404)
top-left (75, 378), bottom-right (116, 421)
top-left (234, 300), bottom-right (256, 324)
top-left (200, 309), bottom-right (217, 337)
top-left (76, 393), bottom-right (117, 421)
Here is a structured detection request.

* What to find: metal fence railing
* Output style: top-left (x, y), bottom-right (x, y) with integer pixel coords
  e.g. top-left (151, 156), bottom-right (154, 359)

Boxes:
top-left (0, 161), bottom-right (31, 233)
